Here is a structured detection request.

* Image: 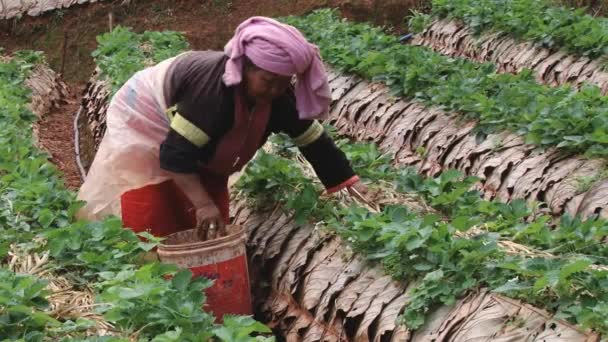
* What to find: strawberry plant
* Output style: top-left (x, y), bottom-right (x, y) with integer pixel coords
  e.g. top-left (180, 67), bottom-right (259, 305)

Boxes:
top-left (428, 0), bottom-right (608, 60)
top-left (213, 316), bottom-right (273, 342)
top-left (92, 27), bottom-right (188, 94)
top-left (0, 269), bottom-right (59, 340)
top-left (0, 44), bottom-right (272, 340)
top-left (282, 10), bottom-right (608, 158)
top-left (238, 129), bottom-right (608, 334)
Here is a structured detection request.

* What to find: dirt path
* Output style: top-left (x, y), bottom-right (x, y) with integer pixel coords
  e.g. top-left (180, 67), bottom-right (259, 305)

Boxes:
top-left (38, 85), bottom-right (83, 189)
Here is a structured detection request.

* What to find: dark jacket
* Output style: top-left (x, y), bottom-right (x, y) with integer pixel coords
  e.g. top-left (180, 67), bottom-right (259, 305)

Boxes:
top-left (159, 50), bottom-right (355, 190)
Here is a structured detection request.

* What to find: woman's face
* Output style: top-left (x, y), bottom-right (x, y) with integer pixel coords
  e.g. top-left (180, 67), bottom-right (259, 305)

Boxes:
top-left (243, 65), bottom-right (291, 104)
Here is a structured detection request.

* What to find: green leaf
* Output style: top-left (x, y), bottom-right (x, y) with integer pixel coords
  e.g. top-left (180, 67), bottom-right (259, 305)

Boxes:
top-left (115, 286), bottom-right (145, 299)
top-left (171, 269), bottom-right (193, 292)
top-left (423, 270), bottom-right (444, 282)
top-left (103, 308), bottom-right (125, 322)
top-left (533, 271), bottom-right (560, 292)
top-left (493, 280), bottom-right (531, 293)
top-left (137, 241), bottom-right (158, 252)
top-left (37, 209), bottom-right (54, 228)
top-left (29, 312), bottom-right (61, 327)
top-left (151, 328), bottom-right (183, 342)
top-left (452, 216), bottom-right (475, 231)
top-left (560, 259), bottom-right (592, 282)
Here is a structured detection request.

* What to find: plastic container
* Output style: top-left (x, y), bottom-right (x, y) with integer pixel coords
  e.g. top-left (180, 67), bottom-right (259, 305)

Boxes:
top-left (157, 225), bottom-right (252, 321)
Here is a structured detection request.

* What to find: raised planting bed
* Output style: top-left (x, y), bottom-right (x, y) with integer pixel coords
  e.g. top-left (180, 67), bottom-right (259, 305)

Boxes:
top-left (411, 19), bottom-right (608, 94)
top-left (75, 23), bottom-right (608, 340)
top-left (283, 10), bottom-right (608, 161)
top-left (424, 0), bottom-right (608, 62)
top-left (233, 197), bottom-right (601, 342)
top-left (325, 70), bottom-right (608, 219)
top-left (230, 135), bottom-right (608, 339)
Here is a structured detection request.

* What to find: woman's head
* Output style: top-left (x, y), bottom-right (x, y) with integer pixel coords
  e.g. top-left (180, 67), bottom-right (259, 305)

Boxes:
top-left (242, 56), bottom-right (292, 104)
top-left (223, 16), bottom-right (331, 119)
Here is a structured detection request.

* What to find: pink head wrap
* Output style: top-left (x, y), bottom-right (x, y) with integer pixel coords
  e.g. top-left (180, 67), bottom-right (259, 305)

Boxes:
top-left (223, 16), bottom-right (331, 120)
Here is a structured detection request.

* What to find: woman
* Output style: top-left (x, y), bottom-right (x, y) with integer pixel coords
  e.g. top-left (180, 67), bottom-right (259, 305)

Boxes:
top-left (77, 17), bottom-right (366, 240)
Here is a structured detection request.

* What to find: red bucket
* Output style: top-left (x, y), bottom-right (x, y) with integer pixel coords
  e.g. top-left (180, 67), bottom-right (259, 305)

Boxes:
top-left (157, 225), bottom-right (252, 321)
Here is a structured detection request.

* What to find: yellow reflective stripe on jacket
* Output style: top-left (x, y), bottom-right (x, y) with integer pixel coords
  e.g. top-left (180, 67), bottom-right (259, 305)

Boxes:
top-left (165, 105), bottom-right (177, 122)
top-left (170, 113), bottom-right (210, 148)
top-left (293, 121), bottom-right (324, 147)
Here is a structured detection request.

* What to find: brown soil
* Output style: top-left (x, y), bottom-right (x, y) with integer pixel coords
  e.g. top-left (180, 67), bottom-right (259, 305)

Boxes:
top-left (37, 87), bottom-right (83, 189)
top-left (1, 0), bottom-right (425, 83)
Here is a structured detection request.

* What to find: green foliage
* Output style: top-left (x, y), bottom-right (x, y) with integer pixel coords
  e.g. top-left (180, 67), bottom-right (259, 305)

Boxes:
top-left (96, 266), bottom-right (216, 339)
top-left (0, 269), bottom-right (58, 339)
top-left (43, 218), bottom-right (160, 281)
top-left (0, 45), bottom-right (270, 340)
top-left (335, 138), bottom-right (396, 181)
top-left (408, 10), bottom-right (432, 33)
top-left (282, 10), bottom-right (608, 158)
top-left (237, 150), bottom-right (335, 224)
top-left (431, 0), bottom-right (608, 59)
top-left (0, 54), bottom-right (105, 340)
top-left (239, 129), bottom-right (608, 334)
top-left (92, 26), bottom-right (188, 94)
top-left (213, 315), bottom-right (274, 342)
top-left (0, 57), bottom-right (78, 260)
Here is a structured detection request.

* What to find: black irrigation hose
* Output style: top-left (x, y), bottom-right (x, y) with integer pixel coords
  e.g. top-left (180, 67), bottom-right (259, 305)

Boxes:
top-left (73, 105), bottom-right (87, 181)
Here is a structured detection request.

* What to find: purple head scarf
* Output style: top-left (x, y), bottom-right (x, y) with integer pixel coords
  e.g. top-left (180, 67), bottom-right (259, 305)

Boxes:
top-left (223, 16), bottom-right (331, 120)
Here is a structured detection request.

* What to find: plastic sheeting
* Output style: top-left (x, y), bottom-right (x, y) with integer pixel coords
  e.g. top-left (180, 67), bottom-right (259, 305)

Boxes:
top-left (76, 55), bottom-right (180, 220)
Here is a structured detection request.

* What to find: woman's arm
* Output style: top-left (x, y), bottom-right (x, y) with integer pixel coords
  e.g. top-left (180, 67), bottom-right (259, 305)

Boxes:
top-left (166, 171), bottom-right (225, 240)
top-left (159, 113), bottom-right (226, 239)
top-left (158, 51), bottom-right (234, 240)
top-left (166, 171), bottom-right (212, 208)
top-left (293, 121), bottom-right (363, 193)
top-left (273, 91), bottom-right (363, 193)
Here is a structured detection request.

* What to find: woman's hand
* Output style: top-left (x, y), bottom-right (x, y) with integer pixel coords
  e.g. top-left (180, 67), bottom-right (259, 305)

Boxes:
top-left (346, 180), bottom-right (382, 212)
top-left (167, 172), bottom-right (227, 241)
top-left (195, 204), bottom-right (227, 241)
top-left (347, 180), bottom-right (369, 199)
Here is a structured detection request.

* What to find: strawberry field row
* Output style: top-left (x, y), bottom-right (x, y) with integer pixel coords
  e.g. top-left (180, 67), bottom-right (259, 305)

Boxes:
top-left (410, 18), bottom-right (608, 95)
top-left (422, 0), bottom-right (608, 60)
top-left (237, 131), bottom-right (608, 335)
top-left (283, 10), bottom-right (608, 159)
